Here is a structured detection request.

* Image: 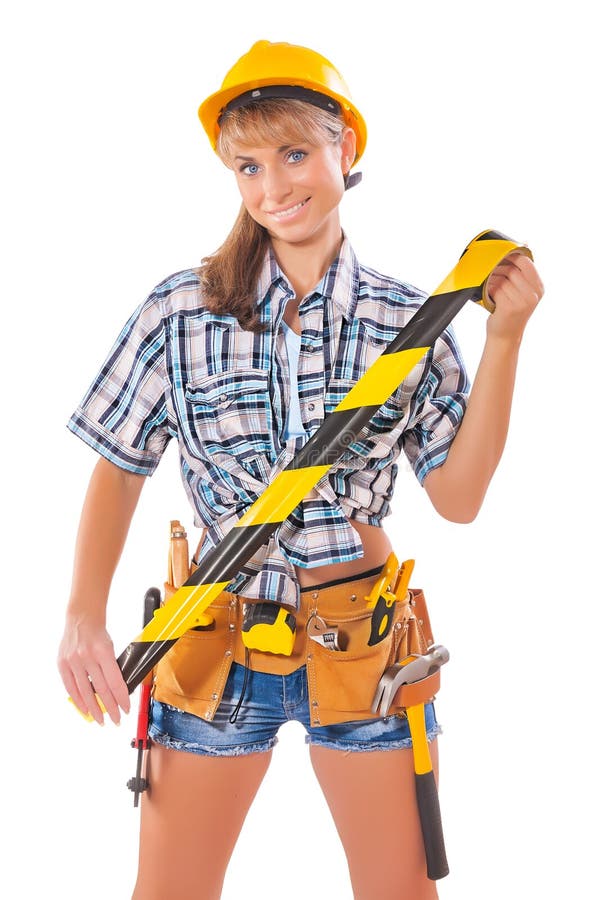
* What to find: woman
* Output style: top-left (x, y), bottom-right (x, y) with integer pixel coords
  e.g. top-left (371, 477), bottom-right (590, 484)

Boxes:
top-left (58, 40), bottom-right (543, 899)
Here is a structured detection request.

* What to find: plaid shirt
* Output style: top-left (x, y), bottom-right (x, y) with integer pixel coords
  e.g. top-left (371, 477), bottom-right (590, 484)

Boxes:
top-left (68, 238), bottom-right (469, 608)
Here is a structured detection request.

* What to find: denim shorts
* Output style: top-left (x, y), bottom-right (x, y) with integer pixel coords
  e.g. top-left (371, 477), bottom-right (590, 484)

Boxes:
top-left (149, 661), bottom-right (441, 757)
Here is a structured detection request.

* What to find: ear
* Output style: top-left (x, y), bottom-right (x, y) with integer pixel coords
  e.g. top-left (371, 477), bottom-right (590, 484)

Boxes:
top-left (340, 127), bottom-right (358, 173)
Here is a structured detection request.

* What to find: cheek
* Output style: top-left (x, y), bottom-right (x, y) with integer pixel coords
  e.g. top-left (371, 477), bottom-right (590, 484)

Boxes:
top-left (316, 168), bottom-right (345, 206)
top-left (316, 157), bottom-right (345, 197)
top-left (234, 177), bottom-right (261, 210)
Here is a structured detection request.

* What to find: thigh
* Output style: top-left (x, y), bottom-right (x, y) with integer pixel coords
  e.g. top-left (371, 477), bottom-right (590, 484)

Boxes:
top-left (309, 740), bottom-right (440, 900)
top-left (132, 743), bottom-right (273, 900)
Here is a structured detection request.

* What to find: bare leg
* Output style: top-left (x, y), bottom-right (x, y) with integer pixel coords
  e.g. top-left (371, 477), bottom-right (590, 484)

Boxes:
top-left (132, 743), bottom-right (273, 900)
top-left (309, 740), bottom-right (440, 900)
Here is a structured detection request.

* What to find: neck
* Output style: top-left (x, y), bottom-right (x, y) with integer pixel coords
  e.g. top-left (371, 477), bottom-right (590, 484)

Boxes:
top-left (270, 220), bottom-right (343, 300)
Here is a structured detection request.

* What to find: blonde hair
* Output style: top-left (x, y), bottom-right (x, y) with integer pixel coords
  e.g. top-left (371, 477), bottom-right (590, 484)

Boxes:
top-left (198, 99), bottom-right (345, 332)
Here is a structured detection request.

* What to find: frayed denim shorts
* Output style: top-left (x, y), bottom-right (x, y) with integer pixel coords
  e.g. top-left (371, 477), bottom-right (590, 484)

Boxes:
top-left (149, 661), bottom-right (441, 757)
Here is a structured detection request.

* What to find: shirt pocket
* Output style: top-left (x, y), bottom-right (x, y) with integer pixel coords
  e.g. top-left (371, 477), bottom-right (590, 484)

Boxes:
top-left (184, 368), bottom-right (273, 464)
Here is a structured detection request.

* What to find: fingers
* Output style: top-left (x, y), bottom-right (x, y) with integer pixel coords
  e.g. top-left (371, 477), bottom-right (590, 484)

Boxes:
top-left (85, 659), bottom-right (128, 726)
top-left (486, 254), bottom-right (543, 308)
top-left (58, 624), bottom-right (131, 726)
top-left (487, 252), bottom-right (544, 300)
top-left (59, 659), bottom-right (97, 722)
top-left (484, 251), bottom-right (543, 341)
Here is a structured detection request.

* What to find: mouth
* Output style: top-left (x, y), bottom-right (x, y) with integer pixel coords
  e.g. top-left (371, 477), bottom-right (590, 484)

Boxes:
top-left (267, 198), bottom-right (310, 220)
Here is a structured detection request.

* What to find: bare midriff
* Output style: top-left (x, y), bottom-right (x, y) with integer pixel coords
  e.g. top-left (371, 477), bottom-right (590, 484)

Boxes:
top-left (194, 520), bottom-right (391, 592)
top-left (293, 519), bottom-right (392, 588)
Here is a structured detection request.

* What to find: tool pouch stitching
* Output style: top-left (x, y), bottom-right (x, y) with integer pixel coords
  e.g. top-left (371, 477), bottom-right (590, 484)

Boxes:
top-left (152, 523), bottom-right (440, 726)
top-left (306, 590), bottom-right (435, 726)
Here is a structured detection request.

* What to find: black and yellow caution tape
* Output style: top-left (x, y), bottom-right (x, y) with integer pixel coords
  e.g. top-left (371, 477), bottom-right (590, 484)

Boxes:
top-left (117, 229), bottom-right (532, 690)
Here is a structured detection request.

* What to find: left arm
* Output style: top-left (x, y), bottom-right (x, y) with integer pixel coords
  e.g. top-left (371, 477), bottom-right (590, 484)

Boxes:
top-left (424, 253), bottom-right (543, 523)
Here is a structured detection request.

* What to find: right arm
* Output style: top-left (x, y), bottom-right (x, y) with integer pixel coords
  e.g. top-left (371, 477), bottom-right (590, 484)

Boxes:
top-left (58, 457), bottom-right (146, 725)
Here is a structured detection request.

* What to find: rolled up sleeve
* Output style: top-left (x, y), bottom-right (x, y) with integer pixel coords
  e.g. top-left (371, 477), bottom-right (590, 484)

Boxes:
top-left (401, 324), bottom-right (470, 484)
top-left (67, 294), bottom-right (172, 475)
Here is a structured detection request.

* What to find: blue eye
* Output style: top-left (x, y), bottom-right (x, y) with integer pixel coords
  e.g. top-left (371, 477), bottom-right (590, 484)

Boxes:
top-left (241, 163), bottom-right (260, 176)
top-left (288, 150), bottom-right (306, 163)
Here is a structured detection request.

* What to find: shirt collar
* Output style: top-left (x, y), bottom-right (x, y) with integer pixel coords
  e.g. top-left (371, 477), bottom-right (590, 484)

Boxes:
top-left (255, 234), bottom-right (361, 322)
top-left (256, 248), bottom-right (290, 307)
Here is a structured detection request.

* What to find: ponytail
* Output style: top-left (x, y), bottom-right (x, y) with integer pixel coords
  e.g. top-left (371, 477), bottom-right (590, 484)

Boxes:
top-left (198, 204), bottom-right (269, 333)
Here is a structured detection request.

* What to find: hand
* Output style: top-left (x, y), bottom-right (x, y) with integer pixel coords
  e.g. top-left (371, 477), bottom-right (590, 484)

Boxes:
top-left (485, 251), bottom-right (544, 343)
top-left (58, 615), bottom-right (130, 725)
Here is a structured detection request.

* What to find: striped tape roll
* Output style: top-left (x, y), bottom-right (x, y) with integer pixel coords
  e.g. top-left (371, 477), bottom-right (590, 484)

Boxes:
top-left (117, 229), bottom-right (532, 691)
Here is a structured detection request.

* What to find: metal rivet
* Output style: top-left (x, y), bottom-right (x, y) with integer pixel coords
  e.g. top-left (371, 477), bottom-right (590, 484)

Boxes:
top-left (230, 598), bottom-right (236, 607)
top-left (229, 624), bottom-right (236, 631)
top-left (350, 593), bottom-right (357, 601)
top-left (211, 693), bottom-right (218, 701)
top-left (312, 591), bottom-right (319, 599)
top-left (225, 650), bottom-right (232, 657)
top-left (418, 619), bottom-right (424, 625)
top-left (314, 719), bottom-right (320, 725)
top-left (204, 711), bottom-right (213, 720)
top-left (312, 700), bottom-right (319, 707)
top-left (307, 654), bottom-right (313, 661)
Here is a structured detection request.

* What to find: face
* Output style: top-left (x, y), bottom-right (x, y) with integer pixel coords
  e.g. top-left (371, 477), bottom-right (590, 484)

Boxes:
top-left (229, 128), bottom-right (356, 250)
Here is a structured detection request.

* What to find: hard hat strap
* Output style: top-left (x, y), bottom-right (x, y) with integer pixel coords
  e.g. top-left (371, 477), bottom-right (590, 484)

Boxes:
top-left (344, 171), bottom-right (362, 190)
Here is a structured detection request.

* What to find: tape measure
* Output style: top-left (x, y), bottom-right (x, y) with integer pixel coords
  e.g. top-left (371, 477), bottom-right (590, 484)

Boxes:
top-left (241, 602), bottom-right (297, 655)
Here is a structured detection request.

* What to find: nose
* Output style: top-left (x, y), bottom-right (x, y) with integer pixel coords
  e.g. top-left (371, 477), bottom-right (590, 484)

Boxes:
top-left (263, 165), bottom-right (293, 205)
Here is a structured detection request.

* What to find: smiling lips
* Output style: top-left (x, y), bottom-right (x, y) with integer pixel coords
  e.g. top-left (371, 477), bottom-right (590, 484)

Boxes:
top-left (267, 198), bottom-right (310, 219)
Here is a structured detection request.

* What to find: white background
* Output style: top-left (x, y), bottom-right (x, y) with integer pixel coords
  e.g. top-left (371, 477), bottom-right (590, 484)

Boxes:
top-left (2, 1), bottom-right (598, 897)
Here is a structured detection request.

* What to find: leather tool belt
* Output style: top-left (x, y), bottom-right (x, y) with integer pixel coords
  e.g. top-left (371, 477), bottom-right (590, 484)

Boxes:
top-left (152, 521), bottom-right (441, 727)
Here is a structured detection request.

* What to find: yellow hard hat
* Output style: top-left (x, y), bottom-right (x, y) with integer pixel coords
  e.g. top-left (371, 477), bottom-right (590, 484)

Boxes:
top-left (198, 40), bottom-right (367, 165)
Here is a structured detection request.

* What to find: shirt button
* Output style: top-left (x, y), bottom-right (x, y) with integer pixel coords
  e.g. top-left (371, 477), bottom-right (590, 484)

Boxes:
top-left (219, 394), bottom-right (228, 402)
top-left (306, 345), bottom-right (314, 353)
top-left (308, 403), bottom-right (315, 411)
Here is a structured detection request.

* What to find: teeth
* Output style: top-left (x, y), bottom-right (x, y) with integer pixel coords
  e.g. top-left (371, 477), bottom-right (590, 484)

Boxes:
top-left (270, 199), bottom-right (307, 219)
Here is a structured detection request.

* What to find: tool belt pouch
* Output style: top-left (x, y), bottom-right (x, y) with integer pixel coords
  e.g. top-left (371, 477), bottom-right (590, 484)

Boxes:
top-left (307, 587), bottom-right (438, 727)
top-left (152, 522), bottom-right (238, 721)
top-left (152, 525), bottom-right (441, 726)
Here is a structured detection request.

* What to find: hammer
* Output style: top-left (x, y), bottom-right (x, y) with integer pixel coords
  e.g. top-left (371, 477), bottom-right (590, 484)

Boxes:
top-left (372, 645), bottom-right (450, 881)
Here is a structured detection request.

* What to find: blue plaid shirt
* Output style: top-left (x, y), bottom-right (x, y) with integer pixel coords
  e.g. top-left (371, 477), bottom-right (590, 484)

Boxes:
top-left (68, 238), bottom-right (469, 608)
